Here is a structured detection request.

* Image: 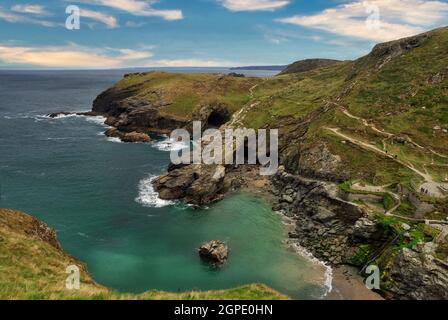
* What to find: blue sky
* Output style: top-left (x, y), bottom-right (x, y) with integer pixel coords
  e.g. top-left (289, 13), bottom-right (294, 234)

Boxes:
top-left (0, 0), bottom-right (447, 68)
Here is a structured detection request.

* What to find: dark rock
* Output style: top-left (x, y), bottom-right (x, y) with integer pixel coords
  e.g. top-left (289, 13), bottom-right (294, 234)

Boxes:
top-left (198, 240), bottom-right (229, 266)
top-left (192, 103), bottom-right (230, 130)
top-left (121, 131), bottom-right (151, 143)
top-left (153, 164), bottom-right (227, 206)
top-left (353, 217), bottom-right (383, 240)
top-left (228, 72), bottom-right (245, 78)
top-left (47, 112), bottom-right (72, 118)
top-left (105, 128), bottom-right (121, 138)
top-left (387, 246), bottom-right (448, 300)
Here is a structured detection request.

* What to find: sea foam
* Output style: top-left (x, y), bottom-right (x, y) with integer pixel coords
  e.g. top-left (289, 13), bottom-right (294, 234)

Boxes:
top-left (290, 242), bottom-right (333, 297)
top-left (135, 175), bottom-right (174, 208)
top-left (151, 137), bottom-right (189, 152)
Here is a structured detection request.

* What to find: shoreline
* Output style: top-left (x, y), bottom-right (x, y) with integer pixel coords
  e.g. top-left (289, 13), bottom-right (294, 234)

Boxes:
top-left (48, 114), bottom-right (382, 300)
top-left (241, 180), bottom-right (384, 300)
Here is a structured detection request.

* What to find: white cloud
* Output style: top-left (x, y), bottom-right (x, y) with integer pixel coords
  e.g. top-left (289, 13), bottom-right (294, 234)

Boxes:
top-left (0, 7), bottom-right (55, 27)
top-left (11, 4), bottom-right (48, 15)
top-left (219, 0), bottom-right (290, 11)
top-left (278, 0), bottom-right (448, 42)
top-left (0, 43), bottom-right (154, 68)
top-left (76, 0), bottom-right (183, 20)
top-left (0, 43), bottom-right (234, 68)
top-left (145, 59), bottom-right (235, 67)
top-left (81, 9), bottom-right (118, 28)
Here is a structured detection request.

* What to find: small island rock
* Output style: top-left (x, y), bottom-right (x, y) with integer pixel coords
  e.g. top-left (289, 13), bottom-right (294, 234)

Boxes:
top-left (198, 240), bottom-right (229, 266)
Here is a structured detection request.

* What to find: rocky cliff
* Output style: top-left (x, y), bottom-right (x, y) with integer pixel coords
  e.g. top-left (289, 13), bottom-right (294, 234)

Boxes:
top-left (90, 27), bottom-right (448, 300)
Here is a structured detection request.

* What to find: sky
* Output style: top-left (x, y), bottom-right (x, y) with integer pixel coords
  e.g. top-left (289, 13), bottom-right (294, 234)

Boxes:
top-left (0, 0), bottom-right (447, 69)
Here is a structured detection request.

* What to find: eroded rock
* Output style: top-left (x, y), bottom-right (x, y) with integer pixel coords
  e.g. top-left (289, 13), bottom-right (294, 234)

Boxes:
top-left (198, 240), bottom-right (229, 266)
top-left (387, 246), bottom-right (448, 300)
top-left (121, 131), bottom-right (151, 143)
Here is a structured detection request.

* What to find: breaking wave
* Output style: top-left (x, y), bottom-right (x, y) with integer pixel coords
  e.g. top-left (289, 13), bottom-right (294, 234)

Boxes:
top-left (151, 137), bottom-right (189, 152)
top-left (135, 175), bottom-right (174, 208)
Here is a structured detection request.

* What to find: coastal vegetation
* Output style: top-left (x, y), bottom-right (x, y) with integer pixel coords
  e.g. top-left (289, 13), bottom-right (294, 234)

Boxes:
top-left (89, 26), bottom-right (448, 299)
top-left (2, 26), bottom-right (448, 300)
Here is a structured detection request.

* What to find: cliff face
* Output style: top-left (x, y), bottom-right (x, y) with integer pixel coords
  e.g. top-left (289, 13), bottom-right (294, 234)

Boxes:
top-left (92, 72), bottom-right (262, 137)
top-left (90, 27), bottom-right (448, 300)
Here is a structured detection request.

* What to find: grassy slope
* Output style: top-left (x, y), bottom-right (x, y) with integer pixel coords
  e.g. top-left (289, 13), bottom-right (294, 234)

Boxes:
top-left (108, 28), bottom-right (447, 188)
top-left (242, 27), bottom-right (448, 188)
top-left (0, 209), bottom-right (286, 300)
top-left (113, 72), bottom-right (262, 119)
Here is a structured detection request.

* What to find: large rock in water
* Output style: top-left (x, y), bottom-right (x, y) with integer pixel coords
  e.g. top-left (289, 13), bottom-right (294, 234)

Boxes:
top-left (121, 131), bottom-right (151, 143)
top-left (105, 128), bottom-right (151, 143)
top-left (153, 164), bottom-right (227, 206)
top-left (198, 240), bottom-right (229, 266)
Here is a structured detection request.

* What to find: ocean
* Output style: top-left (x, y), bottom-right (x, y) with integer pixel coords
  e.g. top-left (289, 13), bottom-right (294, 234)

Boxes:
top-left (0, 68), bottom-right (329, 299)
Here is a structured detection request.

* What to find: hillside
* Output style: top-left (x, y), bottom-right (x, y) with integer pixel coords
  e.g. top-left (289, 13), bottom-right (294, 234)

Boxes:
top-left (0, 209), bottom-right (286, 300)
top-left (280, 59), bottom-right (342, 75)
top-left (242, 27), bottom-right (448, 190)
top-left (92, 72), bottom-right (263, 135)
top-left (89, 26), bottom-right (448, 300)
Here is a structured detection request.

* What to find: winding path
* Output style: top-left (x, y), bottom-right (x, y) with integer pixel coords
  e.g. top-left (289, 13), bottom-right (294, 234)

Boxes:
top-left (329, 101), bottom-right (448, 160)
top-left (229, 82), bottom-right (263, 127)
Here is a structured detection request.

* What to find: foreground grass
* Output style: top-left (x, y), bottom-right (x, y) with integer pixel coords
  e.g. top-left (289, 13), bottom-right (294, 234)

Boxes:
top-left (0, 209), bottom-right (287, 300)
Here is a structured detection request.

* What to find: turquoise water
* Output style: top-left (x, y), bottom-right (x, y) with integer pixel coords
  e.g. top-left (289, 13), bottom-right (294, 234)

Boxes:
top-left (0, 70), bottom-right (327, 299)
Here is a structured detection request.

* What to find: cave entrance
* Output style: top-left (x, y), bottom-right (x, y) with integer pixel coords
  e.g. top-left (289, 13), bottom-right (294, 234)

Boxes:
top-left (207, 110), bottom-right (229, 128)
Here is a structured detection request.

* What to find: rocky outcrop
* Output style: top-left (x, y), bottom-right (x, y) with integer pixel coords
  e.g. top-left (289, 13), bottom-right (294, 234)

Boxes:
top-left (192, 103), bottom-right (230, 130)
top-left (269, 166), bottom-right (448, 300)
top-left (199, 240), bottom-right (229, 266)
top-left (270, 168), bottom-right (367, 265)
top-left (102, 106), bottom-right (188, 136)
top-left (153, 164), bottom-right (227, 206)
top-left (386, 244), bottom-right (448, 300)
top-left (47, 111), bottom-right (103, 118)
top-left (105, 128), bottom-right (151, 143)
top-left (352, 218), bottom-right (383, 241)
top-left (92, 84), bottom-right (189, 136)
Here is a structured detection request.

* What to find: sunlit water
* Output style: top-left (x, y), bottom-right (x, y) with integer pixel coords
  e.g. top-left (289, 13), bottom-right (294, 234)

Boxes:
top-left (0, 69), bottom-right (328, 299)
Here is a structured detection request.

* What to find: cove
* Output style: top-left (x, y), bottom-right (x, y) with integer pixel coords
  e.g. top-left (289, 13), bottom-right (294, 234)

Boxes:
top-left (0, 69), bottom-right (328, 300)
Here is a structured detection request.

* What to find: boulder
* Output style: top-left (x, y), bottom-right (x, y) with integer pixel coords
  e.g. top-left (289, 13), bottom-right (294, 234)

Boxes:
top-left (353, 217), bottom-right (382, 240)
top-left (105, 128), bottom-right (121, 138)
top-left (198, 240), bottom-right (229, 266)
top-left (153, 164), bottom-right (227, 206)
top-left (47, 112), bottom-right (73, 118)
top-left (121, 131), bottom-right (151, 143)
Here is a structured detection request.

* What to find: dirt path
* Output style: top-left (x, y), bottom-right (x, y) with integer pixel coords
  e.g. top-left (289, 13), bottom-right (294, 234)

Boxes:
top-left (326, 127), bottom-right (429, 179)
top-left (331, 102), bottom-right (448, 160)
top-left (228, 82), bottom-right (261, 127)
top-left (326, 127), bottom-right (448, 198)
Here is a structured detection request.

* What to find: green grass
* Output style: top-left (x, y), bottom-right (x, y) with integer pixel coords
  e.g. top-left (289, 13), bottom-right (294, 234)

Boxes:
top-left (383, 193), bottom-right (395, 211)
top-left (350, 244), bottom-right (373, 266)
top-left (111, 72), bottom-right (262, 119)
